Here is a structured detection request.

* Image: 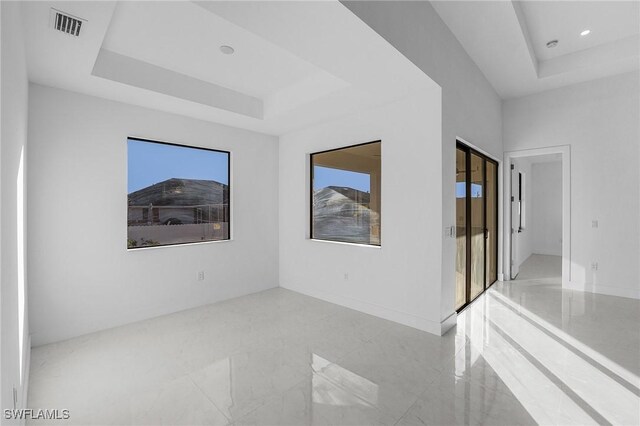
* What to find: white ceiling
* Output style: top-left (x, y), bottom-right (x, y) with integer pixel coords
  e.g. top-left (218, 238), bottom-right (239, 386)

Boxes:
top-left (521, 1), bottom-right (640, 62)
top-left (431, 0), bottom-right (640, 99)
top-left (101, 2), bottom-right (335, 99)
top-left (21, 1), bottom-right (437, 135)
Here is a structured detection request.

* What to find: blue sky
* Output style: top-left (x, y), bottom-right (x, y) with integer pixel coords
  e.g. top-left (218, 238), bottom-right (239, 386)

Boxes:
top-left (128, 139), bottom-right (229, 193)
top-left (456, 182), bottom-right (483, 198)
top-left (313, 166), bottom-right (370, 192)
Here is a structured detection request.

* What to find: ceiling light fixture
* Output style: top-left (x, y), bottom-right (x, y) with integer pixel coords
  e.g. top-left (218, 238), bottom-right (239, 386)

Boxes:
top-left (546, 39), bottom-right (558, 48)
top-left (219, 45), bottom-right (235, 55)
top-left (580, 29), bottom-right (591, 36)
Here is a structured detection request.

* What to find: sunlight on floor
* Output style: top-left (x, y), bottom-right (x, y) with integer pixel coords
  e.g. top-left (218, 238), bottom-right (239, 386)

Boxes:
top-left (28, 281), bottom-right (638, 425)
top-left (457, 288), bottom-right (640, 425)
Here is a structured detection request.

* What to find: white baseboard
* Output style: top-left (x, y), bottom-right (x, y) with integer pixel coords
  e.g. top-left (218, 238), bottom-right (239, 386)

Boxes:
top-left (565, 281), bottom-right (640, 300)
top-left (281, 284), bottom-right (443, 335)
top-left (440, 311), bottom-right (457, 335)
top-left (22, 334), bottom-right (31, 409)
top-left (498, 273), bottom-right (506, 281)
top-left (531, 250), bottom-right (562, 257)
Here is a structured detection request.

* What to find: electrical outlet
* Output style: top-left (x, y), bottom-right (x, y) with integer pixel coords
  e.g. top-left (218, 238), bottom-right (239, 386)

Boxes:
top-left (197, 271), bottom-right (205, 281)
top-left (344, 273), bottom-right (349, 280)
top-left (592, 220), bottom-right (599, 228)
top-left (591, 262), bottom-right (598, 271)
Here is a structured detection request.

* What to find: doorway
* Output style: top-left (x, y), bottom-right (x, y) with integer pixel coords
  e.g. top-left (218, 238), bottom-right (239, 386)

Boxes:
top-left (510, 164), bottom-right (523, 279)
top-left (504, 146), bottom-right (571, 287)
top-left (456, 142), bottom-right (498, 311)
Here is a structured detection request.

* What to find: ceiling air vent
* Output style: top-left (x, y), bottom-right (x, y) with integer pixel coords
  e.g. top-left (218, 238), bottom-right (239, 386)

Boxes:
top-left (50, 9), bottom-right (85, 37)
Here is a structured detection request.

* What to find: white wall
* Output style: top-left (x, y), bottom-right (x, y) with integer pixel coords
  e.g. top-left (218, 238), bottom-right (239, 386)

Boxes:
top-left (27, 85), bottom-right (279, 346)
top-left (279, 89), bottom-right (444, 334)
top-left (504, 71), bottom-right (640, 299)
top-left (343, 1), bottom-right (503, 323)
top-left (1, 1), bottom-right (30, 419)
top-left (511, 157), bottom-right (533, 270)
top-left (532, 161), bottom-right (562, 256)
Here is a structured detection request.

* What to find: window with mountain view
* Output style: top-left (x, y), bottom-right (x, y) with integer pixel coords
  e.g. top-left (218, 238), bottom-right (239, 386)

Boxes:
top-left (311, 141), bottom-right (381, 246)
top-left (127, 138), bottom-right (230, 249)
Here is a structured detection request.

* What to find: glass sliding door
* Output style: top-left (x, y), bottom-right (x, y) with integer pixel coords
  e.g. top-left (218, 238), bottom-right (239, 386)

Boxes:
top-left (455, 142), bottom-right (499, 311)
top-left (469, 153), bottom-right (485, 300)
top-left (455, 148), bottom-right (467, 310)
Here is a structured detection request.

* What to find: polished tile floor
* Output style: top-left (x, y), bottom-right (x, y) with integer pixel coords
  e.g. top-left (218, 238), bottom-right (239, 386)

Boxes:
top-left (29, 256), bottom-right (640, 425)
top-left (513, 254), bottom-right (562, 282)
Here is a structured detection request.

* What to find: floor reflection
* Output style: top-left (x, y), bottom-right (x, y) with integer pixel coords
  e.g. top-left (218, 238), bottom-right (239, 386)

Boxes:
top-left (311, 354), bottom-right (378, 407)
top-left (456, 257), bottom-right (640, 425)
top-left (26, 259), bottom-right (640, 425)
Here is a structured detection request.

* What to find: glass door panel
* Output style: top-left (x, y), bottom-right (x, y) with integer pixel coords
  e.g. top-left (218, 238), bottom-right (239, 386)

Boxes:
top-left (455, 143), bottom-right (498, 311)
top-left (469, 153), bottom-right (485, 300)
top-left (455, 148), bottom-right (467, 310)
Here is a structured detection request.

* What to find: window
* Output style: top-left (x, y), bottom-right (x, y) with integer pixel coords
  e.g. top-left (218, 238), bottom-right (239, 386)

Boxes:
top-left (127, 138), bottom-right (230, 249)
top-left (310, 141), bottom-right (381, 246)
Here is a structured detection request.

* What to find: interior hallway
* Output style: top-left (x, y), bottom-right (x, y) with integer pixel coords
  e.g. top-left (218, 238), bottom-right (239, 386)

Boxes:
top-left (28, 280), bottom-right (639, 425)
top-left (514, 254), bottom-right (562, 282)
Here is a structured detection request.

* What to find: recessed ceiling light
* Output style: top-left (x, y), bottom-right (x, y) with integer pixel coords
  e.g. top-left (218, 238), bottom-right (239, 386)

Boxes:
top-left (546, 39), bottom-right (558, 48)
top-left (219, 45), bottom-right (235, 55)
top-left (580, 29), bottom-right (591, 36)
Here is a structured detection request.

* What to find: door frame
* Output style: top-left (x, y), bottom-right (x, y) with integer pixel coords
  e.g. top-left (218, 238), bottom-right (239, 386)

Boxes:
top-left (503, 145), bottom-right (571, 287)
top-left (510, 165), bottom-right (520, 279)
top-left (456, 139), bottom-right (500, 312)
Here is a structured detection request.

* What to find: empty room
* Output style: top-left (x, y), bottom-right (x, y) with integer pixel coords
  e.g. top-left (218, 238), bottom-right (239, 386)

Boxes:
top-left (1, 1), bottom-right (638, 425)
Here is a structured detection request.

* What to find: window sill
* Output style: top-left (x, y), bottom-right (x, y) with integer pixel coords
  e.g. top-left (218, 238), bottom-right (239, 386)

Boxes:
top-left (309, 238), bottom-right (381, 249)
top-left (127, 238), bottom-right (232, 252)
